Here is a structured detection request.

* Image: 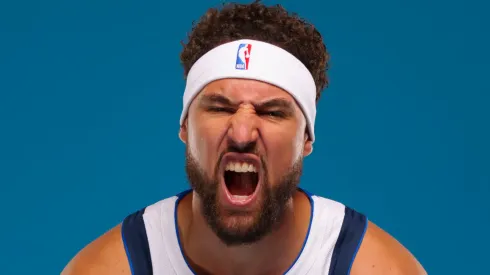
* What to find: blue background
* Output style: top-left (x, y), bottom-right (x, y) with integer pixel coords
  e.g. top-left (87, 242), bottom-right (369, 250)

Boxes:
top-left (1, 0), bottom-right (488, 274)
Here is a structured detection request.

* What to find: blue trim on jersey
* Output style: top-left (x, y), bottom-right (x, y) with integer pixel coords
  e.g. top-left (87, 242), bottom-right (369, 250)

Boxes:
top-left (282, 187), bottom-right (314, 274)
top-left (346, 217), bottom-right (368, 274)
top-left (174, 188), bottom-right (315, 275)
top-left (121, 208), bottom-right (153, 275)
top-left (299, 187), bottom-right (314, 197)
top-left (174, 189), bottom-right (196, 273)
top-left (121, 229), bottom-right (135, 275)
top-left (328, 206), bottom-right (368, 275)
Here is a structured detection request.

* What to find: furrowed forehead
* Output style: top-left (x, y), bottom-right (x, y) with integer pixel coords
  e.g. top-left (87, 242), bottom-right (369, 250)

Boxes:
top-left (199, 78), bottom-right (297, 105)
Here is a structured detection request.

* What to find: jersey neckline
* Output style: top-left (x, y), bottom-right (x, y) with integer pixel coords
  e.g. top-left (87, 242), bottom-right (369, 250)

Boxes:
top-left (171, 188), bottom-right (316, 275)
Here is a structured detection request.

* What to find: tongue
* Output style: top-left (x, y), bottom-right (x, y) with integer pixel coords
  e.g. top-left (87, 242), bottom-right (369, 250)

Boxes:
top-left (226, 172), bottom-right (256, 196)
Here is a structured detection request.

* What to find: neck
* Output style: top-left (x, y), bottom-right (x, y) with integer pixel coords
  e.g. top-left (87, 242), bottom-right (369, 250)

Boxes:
top-left (176, 190), bottom-right (312, 275)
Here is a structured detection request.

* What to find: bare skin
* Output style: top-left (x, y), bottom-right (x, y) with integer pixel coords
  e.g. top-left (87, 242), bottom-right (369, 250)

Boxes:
top-left (61, 224), bottom-right (130, 275)
top-left (62, 79), bottom-right (427, 275)
top-left (351, 222), bottom-right (427, 275)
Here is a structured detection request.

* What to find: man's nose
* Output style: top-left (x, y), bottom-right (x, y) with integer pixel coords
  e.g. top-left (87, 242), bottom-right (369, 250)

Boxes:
top-left (227, 107), bottom-right (259, 151)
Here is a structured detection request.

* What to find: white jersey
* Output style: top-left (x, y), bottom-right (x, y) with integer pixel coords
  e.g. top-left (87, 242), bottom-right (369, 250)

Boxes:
top-left (121, 189), bottom-right (368, 275)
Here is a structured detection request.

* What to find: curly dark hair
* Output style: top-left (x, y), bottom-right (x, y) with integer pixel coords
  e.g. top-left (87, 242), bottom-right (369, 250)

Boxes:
top-left (180, 0), bottom-right (329, 102)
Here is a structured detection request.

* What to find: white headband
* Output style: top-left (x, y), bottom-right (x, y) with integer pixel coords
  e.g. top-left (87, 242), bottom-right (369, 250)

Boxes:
top-left (180, 39), bottom-right (317, 142)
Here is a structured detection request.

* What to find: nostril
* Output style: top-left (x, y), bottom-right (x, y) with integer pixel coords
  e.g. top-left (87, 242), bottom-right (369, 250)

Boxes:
top-left (227, 140), bottom-right (257, 154)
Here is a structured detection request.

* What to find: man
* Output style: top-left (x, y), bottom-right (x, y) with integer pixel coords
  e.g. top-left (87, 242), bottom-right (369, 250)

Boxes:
top-left (62, 1), bottom-right (427, 274)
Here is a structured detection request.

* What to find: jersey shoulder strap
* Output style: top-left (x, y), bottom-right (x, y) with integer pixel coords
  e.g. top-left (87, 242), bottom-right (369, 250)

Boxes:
top-left (121, 208), bottom-right (153, 275)
top-left (328, 206), bottom-right (368, 275)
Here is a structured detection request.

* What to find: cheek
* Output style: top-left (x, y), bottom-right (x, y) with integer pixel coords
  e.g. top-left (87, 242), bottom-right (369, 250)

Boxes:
top-left (187, 117), bottom-right (225, 170)
top-left (262, 122), bottom-right (305, 174)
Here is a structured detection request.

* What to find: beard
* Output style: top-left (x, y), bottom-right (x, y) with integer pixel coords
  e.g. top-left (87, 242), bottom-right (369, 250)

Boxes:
top-left (184, 146), bottom-right (304, 247)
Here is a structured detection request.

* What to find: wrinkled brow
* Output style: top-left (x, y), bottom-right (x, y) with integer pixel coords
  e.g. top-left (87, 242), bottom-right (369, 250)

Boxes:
top-left (199, 93), bottom-right (295, 113)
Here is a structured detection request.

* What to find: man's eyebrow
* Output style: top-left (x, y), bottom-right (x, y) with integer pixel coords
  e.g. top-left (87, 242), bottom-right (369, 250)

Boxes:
top-left (255, 98), bottom-right (295, 111)
top-left (198, 93), bottom-right (295, 112)
top-left (199, 93), bottom-right (234, 106)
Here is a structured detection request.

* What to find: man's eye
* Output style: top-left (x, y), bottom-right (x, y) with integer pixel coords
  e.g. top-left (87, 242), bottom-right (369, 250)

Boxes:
top-left (259, 111), bottom-right (286, 118)
top-left (208, 107), bottom-right (234, 113)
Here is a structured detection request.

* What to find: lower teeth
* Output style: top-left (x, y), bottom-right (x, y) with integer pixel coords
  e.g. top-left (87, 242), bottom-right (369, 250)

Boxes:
top-left (232, 195), bottom-right (250, 201)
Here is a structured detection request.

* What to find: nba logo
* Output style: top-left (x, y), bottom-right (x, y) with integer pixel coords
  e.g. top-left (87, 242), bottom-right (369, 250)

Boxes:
top-left (235, 43), bottom-right (252, 70)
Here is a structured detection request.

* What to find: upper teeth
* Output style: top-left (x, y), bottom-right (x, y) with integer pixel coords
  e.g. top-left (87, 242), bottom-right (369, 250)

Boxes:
top-left (225, 162), bottom-right (257, 173)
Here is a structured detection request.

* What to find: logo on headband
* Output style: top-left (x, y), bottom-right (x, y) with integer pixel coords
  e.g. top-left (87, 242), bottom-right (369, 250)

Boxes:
top-left (235, 43), bottom-right (252, 70)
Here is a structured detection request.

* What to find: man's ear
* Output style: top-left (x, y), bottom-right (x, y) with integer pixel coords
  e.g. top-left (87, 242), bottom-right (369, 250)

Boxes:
top-left (179, 119), bottom-right (188, 144)
top-left (303, 132), bottom-right (313, 157)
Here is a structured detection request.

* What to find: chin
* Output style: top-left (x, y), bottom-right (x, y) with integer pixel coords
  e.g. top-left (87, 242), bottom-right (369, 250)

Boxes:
top-left (185, 147), bottom-right (302, 246)
top-left (210, 188), bottom-right (281, 247)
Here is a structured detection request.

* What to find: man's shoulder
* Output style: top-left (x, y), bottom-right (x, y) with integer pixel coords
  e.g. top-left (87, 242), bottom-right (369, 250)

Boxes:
top-left (307, 192), bottom-right (366, 222)
top-left (61, 192), bottom-right (187, 275)
top-left (144, 191), bottom-right (187, 214)
top-left (350, 221), bottom-right (427, 275)
top-left (61, 224), bottom-right (130, 275)
top-left (304, 190), bottom-right (347, 212)
top-left (306, 192), bottom-right (426, 274)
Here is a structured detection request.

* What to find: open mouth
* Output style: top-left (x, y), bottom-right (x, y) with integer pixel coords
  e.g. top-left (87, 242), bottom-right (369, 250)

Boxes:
top-left (224, 162), bottom-right (259, 196)
top-left (221, 156), bottom-right (261, 205)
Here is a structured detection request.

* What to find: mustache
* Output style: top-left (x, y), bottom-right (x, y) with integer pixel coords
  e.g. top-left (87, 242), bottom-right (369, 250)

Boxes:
top-left (218, 141), bottom-right (260, 162)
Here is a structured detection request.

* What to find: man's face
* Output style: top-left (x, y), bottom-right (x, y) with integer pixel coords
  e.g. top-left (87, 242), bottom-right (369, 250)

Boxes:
top-left (180, 78), bottom-right (313, 246)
